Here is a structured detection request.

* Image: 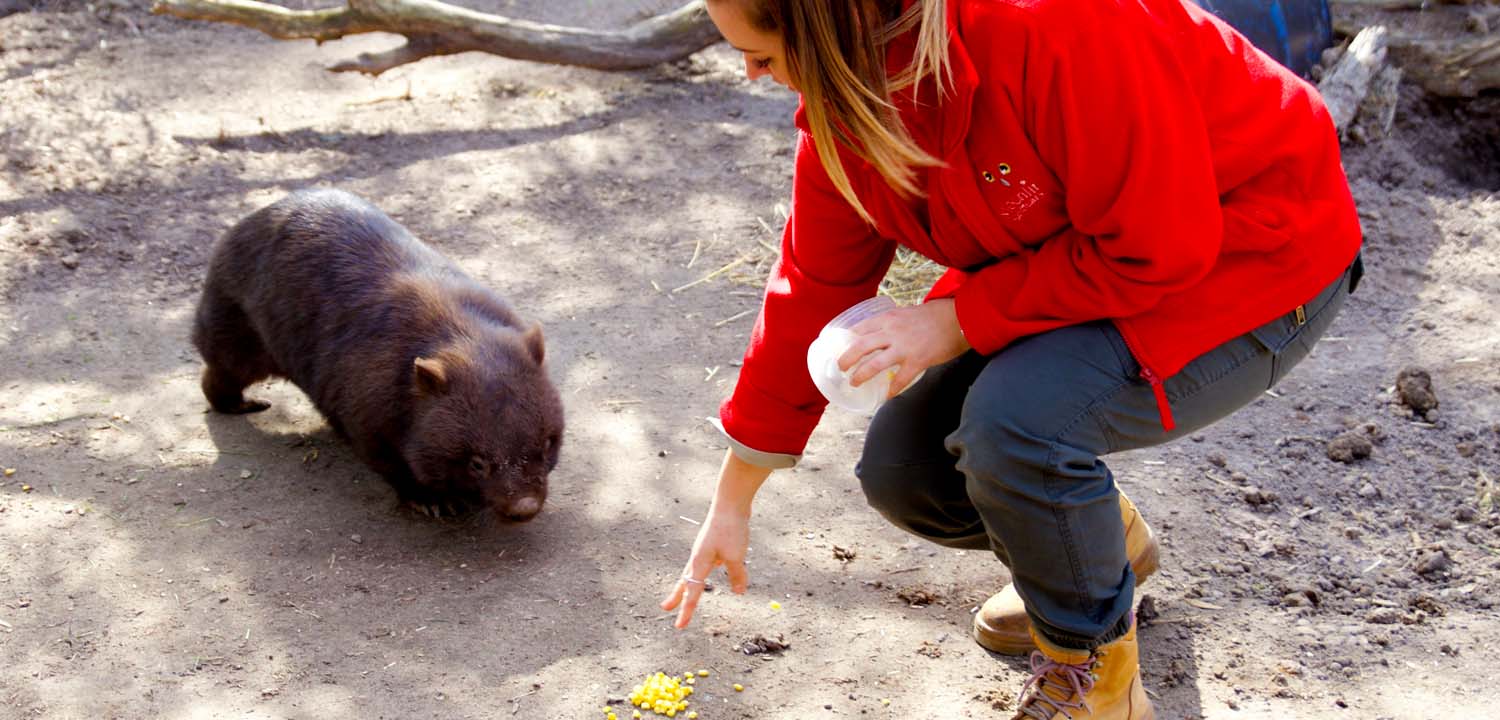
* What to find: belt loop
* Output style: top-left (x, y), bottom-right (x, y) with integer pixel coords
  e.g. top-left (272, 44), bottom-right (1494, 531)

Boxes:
top-left (1294, 305), bottom-right (1307, 326)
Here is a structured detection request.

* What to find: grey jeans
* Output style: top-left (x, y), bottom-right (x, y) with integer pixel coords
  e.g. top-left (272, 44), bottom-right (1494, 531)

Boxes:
top-left (856, 264), bottom-right (1353, 650)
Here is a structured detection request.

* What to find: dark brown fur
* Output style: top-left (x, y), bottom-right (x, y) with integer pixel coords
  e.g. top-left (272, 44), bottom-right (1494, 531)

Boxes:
top-left (192, 188), bottom-right (563, 521)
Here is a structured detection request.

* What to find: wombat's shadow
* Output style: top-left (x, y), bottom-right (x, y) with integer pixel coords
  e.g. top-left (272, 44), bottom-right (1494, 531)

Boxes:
top-left (198, 378), bottom-right (535, 535)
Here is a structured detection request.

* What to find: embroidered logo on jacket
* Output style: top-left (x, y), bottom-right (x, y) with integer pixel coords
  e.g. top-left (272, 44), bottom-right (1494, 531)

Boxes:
top-left (981, 162), bottom-right (1046, 222)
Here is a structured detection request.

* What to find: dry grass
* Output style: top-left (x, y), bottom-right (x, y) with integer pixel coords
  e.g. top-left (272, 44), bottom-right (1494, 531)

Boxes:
top-left (721, 204), bottom-right (947, 306)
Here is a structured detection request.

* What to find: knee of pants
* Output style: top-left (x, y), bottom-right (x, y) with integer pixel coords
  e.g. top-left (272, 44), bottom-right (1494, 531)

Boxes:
top-left (948, 404), bottom-right (1057, 488)
top-left (854, 456), bottom-right (911, 523)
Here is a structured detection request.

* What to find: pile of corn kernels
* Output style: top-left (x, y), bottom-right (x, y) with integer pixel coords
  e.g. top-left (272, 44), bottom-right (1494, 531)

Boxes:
top-left (601, 669), bottom-right (737, 719)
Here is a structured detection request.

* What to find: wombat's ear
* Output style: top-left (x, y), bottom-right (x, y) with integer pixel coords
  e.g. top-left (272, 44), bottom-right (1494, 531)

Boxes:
top-left (522, 323), bottom-right (545, 365)
top-left (413, 357), bottom-right (449, 395)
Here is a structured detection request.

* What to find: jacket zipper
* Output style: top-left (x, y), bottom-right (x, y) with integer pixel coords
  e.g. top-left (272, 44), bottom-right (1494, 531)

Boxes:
top-left (1113, 320), bottom-right (1176, 432)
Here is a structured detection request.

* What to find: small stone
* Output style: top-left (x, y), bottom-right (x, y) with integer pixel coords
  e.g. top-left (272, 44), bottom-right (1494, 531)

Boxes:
top-left (1409, 593), bottom-right (1445, 616)
top-left (1207, 453), bottom-right (1227, 468)
top-left (1357, 482), bottom-right (1379, 499)
top-left (1328, 432), bottom-right (1373, 463)
top-left (1413, 548), bottom-right (1453, 576)
top-left (1243, 487), bottom-right (1277, 506)
top-left (1136, 594), bottom-right (1160, 626)
top-left (1365, 608), bottom-right (1402, 625)
top-left (60, 255), bottom-right (80, 270)
top-left (1465, 10), bottom-right (1490, 34)
top-left (349, 534), bottom-right (363, 544)
top-left (1455, 506), bottom-right (1477, 523)
top-left (1396, 367), bottom-right (1438, 414)
top-left (1456, 442), bottom-right (1478, 458)
top-left (239, 469), bottom-right (254, 479)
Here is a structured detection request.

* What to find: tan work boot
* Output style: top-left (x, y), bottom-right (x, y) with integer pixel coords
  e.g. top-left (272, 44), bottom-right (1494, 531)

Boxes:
top-left (1011, 617), bottom-right (1154, 720)
top-left (974, 491), bottom-right (1160, 655)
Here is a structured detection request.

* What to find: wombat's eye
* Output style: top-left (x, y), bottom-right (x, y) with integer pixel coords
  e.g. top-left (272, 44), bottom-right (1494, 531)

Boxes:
top-left (468, 457), bottom-right (488, 474)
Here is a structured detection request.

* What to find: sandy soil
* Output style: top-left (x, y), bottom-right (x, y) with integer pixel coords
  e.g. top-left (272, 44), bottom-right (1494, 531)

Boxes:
top-left (2, 2), bottom-right (1498, 718)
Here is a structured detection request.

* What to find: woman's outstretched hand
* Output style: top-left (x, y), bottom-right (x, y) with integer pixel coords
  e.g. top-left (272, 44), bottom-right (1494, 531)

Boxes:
top-left (839, 298), bottom-right (970, 394)
top-left (661, 509), bottom-right (751, 629)
top-left (661, 450), bottom-right (771, 629)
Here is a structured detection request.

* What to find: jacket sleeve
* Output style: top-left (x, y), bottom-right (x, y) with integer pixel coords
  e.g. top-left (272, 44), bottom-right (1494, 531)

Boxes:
top-left (718, 128), bottom-right (896, 459)
top-left (945, 4), bottom-right (1224, 356)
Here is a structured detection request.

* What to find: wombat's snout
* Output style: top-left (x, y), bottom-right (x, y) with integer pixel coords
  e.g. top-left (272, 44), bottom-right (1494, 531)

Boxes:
top-left (499, 494), bottom-right (544, 522)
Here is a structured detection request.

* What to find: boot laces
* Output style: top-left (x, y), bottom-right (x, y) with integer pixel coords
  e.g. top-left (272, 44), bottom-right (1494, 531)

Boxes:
top-left (1016, 650), bottom-right (1098, 719)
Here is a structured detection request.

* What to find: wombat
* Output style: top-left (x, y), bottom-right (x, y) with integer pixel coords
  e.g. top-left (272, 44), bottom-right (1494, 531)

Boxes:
top-left (192, 188), bottom-right (563, 521)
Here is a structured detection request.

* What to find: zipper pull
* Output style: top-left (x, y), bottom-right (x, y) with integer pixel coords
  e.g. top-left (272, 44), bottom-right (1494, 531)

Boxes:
top-left (1141, 367), bottom-right (1176, 432)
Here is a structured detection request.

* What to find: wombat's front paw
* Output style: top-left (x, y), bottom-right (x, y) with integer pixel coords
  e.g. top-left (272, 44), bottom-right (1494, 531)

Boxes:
top-left (401, 499), bottom-right (466, 519)
top-left (215, 398), bottom-right (271, 414)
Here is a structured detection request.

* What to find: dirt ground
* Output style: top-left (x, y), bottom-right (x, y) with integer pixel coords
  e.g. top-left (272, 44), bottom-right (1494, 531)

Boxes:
top-left (2, 2), bottom-right (1498, 718)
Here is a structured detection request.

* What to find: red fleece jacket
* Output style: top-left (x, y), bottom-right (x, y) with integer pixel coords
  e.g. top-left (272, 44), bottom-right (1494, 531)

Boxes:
top-left (719, 0), bottom-right (1363, 457)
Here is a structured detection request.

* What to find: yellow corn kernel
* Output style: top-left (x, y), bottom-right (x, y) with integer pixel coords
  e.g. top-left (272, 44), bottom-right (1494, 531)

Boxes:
top-left (685, 677), bottom-right (695, 685)
top-left (666, 710), bottom-right (676, 718)
top-left (687, 714), bottom-right (698, 720)
top-left (3, 468), bottom-right (15, 476)
top-left (632, 712), bottom-right (642, 720)
top-left (607, 715), bottom-right (617, 720)
top-left (604, 708), bottom-right (613, 714)
top-left (881, 698), bottom-right (891, 706)
top-left (733, 684), bottom-right (744, 692)
top-left (696, 670), bottom-right (709, 677)
top-left (769, 601), bottom-right (781, 610)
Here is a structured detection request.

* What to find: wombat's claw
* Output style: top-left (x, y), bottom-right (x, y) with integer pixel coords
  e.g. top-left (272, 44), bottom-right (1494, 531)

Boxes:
top-left (445, 502), bottom-right (460, 517)
top-left (218, 399), bottom-right (271, 414)
top-left (400, 500), bottom-right (439, 518)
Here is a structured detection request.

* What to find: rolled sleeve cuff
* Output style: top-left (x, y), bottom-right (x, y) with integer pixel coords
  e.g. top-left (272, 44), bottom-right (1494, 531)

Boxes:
top-left (708, 417), bottom-right (800, 470)
top-left (717, 372), bottom-right (825, 456)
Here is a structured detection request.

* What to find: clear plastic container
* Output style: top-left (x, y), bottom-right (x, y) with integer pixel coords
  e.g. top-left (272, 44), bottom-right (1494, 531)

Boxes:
top-left (806, 296), bottom-right (925, 414)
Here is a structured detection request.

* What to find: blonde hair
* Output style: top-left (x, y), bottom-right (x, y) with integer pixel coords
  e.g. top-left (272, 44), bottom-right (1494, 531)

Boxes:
top-left (729, 0), bottom-right (953, 225)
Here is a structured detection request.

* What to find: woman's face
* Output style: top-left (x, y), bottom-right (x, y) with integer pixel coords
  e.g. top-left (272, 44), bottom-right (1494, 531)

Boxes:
top-left (706, 1), bottom-right (796, 90)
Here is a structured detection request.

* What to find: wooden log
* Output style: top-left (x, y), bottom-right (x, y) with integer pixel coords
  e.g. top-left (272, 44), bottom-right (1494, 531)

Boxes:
top-left (1350, 63), bottom-right (1403, 143)
top-left (1333, 5), bottom-right (1500, 97)
top-left (150, 0), bottom-right (722, 75)
top-left (1318, 26), bottom-right (1390, 131)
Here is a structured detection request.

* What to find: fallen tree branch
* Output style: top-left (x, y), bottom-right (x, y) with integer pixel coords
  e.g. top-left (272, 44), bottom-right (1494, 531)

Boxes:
top-left (150, 0), bottom-right (722, 75)
top-left (1319, 26), bottom-right (1390, 131)
top-left (1334, 9), bottom-right (1500, 97)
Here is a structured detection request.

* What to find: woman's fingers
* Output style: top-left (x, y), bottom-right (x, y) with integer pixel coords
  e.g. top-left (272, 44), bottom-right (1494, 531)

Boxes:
top-left (725, 560), bottom-right (750, 594)
top-left (885, 362), bottom-right (923, 399)
top-left (672, 576), bottom-right (707, 628)
top-left (664, 557), bottom-right (717, 628)
top-left (661, 579), bottom-right (686, 612)
top-left (849, 348), bottom-right (900, 387)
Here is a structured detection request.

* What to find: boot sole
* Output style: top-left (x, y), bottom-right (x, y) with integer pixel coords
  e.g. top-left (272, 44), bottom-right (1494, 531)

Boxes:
top-left (973, 530), bottom-right (1161, 655)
